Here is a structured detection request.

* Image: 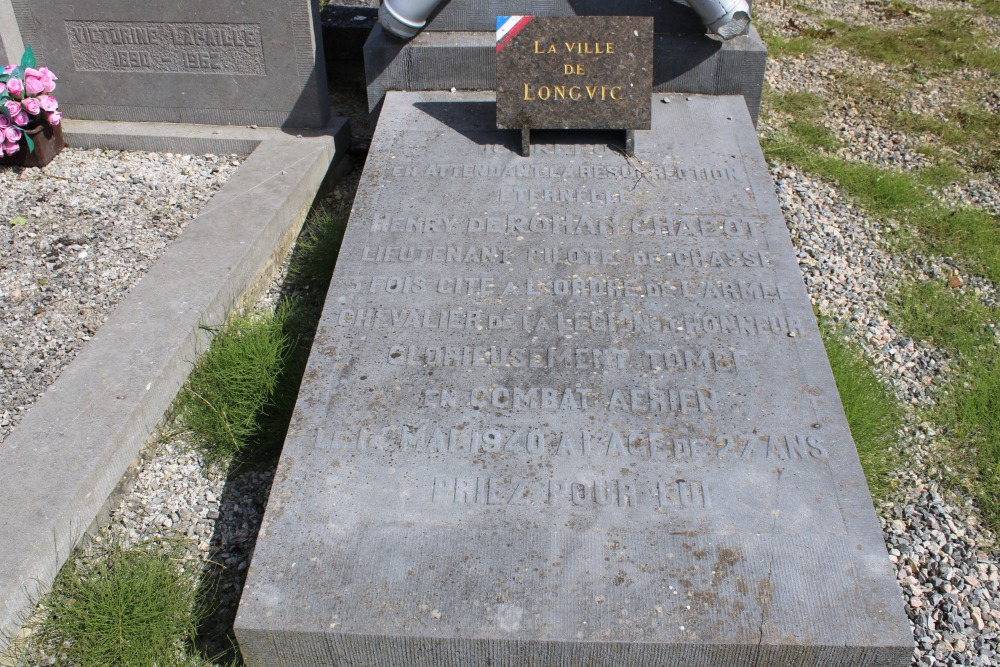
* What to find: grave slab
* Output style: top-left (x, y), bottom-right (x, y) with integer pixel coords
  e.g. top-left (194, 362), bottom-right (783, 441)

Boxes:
top-left (7, 0), bottom-right (329, 127)
top-left (235, 91), bottom-right (911, 666)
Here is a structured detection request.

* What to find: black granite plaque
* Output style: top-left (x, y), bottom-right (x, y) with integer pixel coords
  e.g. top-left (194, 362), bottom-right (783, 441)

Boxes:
top-left (496, 16), bottom-right (653, 131)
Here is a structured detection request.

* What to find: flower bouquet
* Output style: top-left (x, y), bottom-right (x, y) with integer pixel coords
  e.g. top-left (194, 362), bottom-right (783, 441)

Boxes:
top-left (0, 46), bottom-right (65, 168)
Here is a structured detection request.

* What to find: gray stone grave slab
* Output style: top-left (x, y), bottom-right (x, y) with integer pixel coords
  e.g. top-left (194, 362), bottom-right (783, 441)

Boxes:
top-left (235, 91), bottom-right (911, 666)
top-left (6, 0), bottom-right (329, 127)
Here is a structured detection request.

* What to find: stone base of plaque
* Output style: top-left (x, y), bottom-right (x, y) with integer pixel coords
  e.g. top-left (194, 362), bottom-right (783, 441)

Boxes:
top-left (234, 91), bottom-right (910, 667)
top-left (364, 26), bottom-right (766, 125)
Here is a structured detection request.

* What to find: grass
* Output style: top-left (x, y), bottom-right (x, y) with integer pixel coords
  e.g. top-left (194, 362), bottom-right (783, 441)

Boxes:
top-left (762, 121), bottom-right (1000, 285)
top-left (756, 23), bottom-right (821, 58)
top-left (22, 541), bottom-right (206, 667)
top-left (177, 205), bottom-right (348, 464)
top-left (822, 325), bottom-right (902, 498)
top-left (893, 280), bottom-right (1000, 526)
top-left (178, 308), bottom-right (293, 463)
top-left (765, 90), bottom-right (827, 120)
top-left (894, 103), bottom-right (1000, 173)
top-left (822, 10), bottom-right (999, 74)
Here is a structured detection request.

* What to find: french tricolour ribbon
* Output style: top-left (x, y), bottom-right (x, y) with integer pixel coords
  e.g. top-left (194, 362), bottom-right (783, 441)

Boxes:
top-left (496, 15), bottom-right (533, 53)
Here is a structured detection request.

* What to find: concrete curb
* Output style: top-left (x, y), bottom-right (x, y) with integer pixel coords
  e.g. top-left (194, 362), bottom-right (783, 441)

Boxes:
top-left (0, 117), bottom-right (350, 650)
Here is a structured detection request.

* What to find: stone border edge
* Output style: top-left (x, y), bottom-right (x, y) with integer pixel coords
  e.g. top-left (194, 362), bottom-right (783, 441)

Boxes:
top-left (0, 117), bottom-right (351, 652)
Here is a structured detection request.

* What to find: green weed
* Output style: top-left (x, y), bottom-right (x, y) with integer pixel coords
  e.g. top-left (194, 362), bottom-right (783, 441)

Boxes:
top-left (834, 72), bottom-right (904, 110)
top-left (756, 24), bottom-right (820, 58)
top-left (822, 326), bottom-right (902, 498)
top-left (178, 204), bottom-right (349, 464)
top-left (893, 280), bottom-right (1000, 526)
top-left (179, 308), bottom-right (292, 462)
top-left (961, 0), bottom-right (1000, 17)
top-left (766, 90), bottom-right (827, 121)
top-left (287, 207), bottom-right (349, 289)
top-left (894, 104), bottom-right (1000, 173)
top-left (823, 10), bottom-right (999, 74)
top-left (895, 280), bottom-right (996, 351)
top-left (762, 133), bottom-right (1000, 284)
top-left (25, 541), bottom-right (204, 667)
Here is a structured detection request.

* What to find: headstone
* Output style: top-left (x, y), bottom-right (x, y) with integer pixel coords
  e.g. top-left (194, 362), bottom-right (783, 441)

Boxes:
top-left (6, 0), bottom-right (329, 127)
top-left (0, 0), bottom-right (24, 65)
top-left (235, 90), bottom-right (911, 665)
top-left (363, 0), bottom-right (766, 125)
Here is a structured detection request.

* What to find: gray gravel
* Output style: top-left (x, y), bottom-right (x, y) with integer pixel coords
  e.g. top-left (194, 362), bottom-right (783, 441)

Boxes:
top-left (0, 149), bottom-right (239, 444)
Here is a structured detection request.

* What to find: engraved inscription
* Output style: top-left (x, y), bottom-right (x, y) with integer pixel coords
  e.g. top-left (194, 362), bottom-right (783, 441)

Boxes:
top-left (323, 427), bottom-right (829, 463)
top-left (429, 476), bottom-right (712, 511)
top-left (328, 307), bottom-right (804, 339)
top-left (398, 162), bottom-right (743, 183)
top-left (65, 21), bottom-right (265, 75)
top-left (342, 275), bottom-right (785, 301)
top-left (417, 385), bottom-right (721, 413)
top-left (367, 212), bottom-right (760, 238)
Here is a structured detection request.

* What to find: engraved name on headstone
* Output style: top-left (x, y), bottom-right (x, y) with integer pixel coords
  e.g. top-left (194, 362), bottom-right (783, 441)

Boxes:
top-left (65, 21), bottom-right (265, 75)
top-left (6, 1), bottom-right (328, 127)
top-left (235, 91), bottom-right (911, 666)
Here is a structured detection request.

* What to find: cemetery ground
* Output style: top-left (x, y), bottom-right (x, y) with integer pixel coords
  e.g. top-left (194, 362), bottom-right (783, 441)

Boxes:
top-left (0, 0), bottom-right (997, 665)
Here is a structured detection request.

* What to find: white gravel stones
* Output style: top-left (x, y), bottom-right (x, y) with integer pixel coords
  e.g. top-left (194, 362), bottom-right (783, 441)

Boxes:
top-left (0, 149), bottom-right (239, 444)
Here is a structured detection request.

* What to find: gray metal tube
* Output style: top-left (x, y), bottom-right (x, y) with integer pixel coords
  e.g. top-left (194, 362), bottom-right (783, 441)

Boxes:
top-left (379, 0), bottom-right (447, 39)
top-left (675, 0), bottom-right (751, 39)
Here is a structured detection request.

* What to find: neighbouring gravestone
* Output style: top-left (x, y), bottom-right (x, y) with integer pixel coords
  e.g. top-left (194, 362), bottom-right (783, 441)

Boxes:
top-left (363, 0), bottom-right (766, 125)
top-left (234, 90), bottom-right (912, 665)
top-left (3, 0), bottom-right (329, 127)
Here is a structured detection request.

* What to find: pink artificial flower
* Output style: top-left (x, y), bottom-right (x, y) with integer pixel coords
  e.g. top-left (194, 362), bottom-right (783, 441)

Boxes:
top-left (46, 110), bottom-right (62, 126)
top-left (23, 67), bottom-right (39, 77)
top-left (4, 100), bottom-right (21, 117)
top-left (2, 64), bottom-right (14, 74)
top-left (2, 141), bottom-right (19, 157)
top-left (5, 77), bottom-right (23, 98)
top-left (37, 67), bottom-right (57, 92)
top-left (21, 97), bottom-right (40, 115)
top-left (3, 125), bottom-right (21, 143)
top-left (0, 115), bottom-right (8, 127)
top-left (37, 95), bottom-right (58, 112)
top-left (12, 111), bottom-right (28, 126)
top-left (24, 75), bottom-right (45, 96)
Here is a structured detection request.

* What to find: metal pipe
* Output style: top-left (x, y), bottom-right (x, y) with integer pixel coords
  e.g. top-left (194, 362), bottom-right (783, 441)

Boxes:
top-left (674, 0), bottom-right (752, 39)
top-left (378, 0), bottom-right (447, 39)
top-left (378, 0), bottom-right (750, 41)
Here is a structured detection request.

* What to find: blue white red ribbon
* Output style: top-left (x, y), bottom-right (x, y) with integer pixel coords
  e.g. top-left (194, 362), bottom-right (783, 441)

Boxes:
top-left (496, 15), bottom-right (533, 53)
